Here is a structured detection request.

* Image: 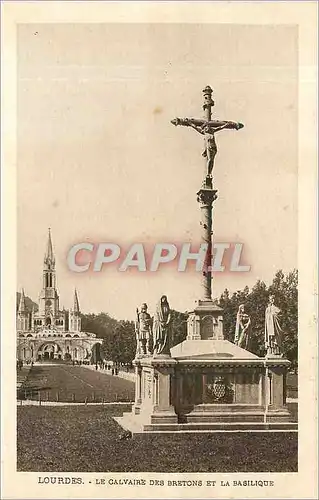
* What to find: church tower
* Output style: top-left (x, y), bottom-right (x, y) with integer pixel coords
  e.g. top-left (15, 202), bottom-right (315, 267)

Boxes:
top-left (17, 228), bottom-right (102, 362)
top-left (37, 229), bottom-right (65, 329)
top-left (17, 288), bottom-right (29, 331)
top-left (69, 288), bottom-right (81, 333)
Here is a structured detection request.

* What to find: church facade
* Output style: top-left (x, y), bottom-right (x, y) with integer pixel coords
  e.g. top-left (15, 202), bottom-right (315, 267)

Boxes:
top-left (17, 230), bottom-right (102, 362)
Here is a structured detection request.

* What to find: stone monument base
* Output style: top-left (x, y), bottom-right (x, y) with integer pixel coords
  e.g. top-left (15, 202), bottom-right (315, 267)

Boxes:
top-left (115, 340), bottom-right (297, 434)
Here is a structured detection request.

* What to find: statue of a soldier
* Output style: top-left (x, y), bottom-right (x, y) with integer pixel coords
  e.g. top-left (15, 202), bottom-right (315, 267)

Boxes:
top-left (135, 303), bottom-right (152, 357)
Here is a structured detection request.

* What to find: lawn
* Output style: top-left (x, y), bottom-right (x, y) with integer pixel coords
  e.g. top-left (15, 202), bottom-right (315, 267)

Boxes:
top-left (17, 406), bottom-right (298, 473)
top-left (18, 365), bottom-right (134, 403)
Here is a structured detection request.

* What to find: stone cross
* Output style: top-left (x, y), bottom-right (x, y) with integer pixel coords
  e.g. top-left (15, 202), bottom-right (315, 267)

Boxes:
top-left (171, 86), bottom-right (244, 301)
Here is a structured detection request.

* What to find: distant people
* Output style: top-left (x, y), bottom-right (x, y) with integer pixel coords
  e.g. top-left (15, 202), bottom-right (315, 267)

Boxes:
top-left (112, 368), bottom-right (114, 375)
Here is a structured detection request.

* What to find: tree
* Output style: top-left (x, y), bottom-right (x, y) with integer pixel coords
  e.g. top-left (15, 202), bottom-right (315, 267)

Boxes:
top-left (170, 309), bottom-right (188, 347)
top-left (102, 320), bottom-right (136, 365)
top-left (81, 312), bottom-right (119, 340)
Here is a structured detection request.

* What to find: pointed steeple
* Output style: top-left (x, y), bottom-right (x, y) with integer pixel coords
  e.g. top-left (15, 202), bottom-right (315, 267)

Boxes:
top-left (44, 228), bottom-right (55, 267)
top-left (18, 288), bottom-right (26, 313)
top-left (73, 288), bottom-right (80, 313)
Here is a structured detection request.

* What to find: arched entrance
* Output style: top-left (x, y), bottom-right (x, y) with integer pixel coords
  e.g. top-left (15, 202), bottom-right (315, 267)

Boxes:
top-left (37, 342), bottom-right (62, 361)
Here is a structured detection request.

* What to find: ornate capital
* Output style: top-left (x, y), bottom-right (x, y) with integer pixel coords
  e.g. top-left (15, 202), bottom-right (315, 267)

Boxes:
top-left (197, 188), bottom-right (218, 206)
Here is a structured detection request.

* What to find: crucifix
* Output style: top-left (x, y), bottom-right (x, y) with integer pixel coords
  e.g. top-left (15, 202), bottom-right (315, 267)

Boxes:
top-left (171, 86), bottom-right (244, 188)
top-left (171, 86), bottom-right (244, 302)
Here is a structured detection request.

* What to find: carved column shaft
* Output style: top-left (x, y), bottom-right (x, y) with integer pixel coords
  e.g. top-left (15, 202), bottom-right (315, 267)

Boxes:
top-left (197, 189), bottom-right (217, 301)
top-left (198, 86), bottom-right (217, 302)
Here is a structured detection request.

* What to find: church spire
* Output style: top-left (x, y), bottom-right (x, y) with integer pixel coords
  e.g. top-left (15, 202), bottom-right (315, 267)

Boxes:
top-left (42, 229), bottom-right (56, 289)
top-left (73, 288), bottom-right (80, 313)
top-left (18, 288), bottom-right (26, 313)
top-left (44, 228), bottom-right (55, 268)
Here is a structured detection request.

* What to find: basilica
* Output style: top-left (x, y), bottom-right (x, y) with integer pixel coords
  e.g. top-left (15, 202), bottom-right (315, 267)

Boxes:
top-left (16, 230), bottom-right (102, 362)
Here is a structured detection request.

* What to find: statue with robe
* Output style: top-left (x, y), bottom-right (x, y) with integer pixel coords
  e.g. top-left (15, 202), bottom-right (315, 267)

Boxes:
top-left (135, 303), bottom-right (152, 357)
top-left (153, 295), bottom-right (171, 357)
top-left (264, 295), bottom-right (283, 356)
top-left (234, 304), bottom-right (251, 350)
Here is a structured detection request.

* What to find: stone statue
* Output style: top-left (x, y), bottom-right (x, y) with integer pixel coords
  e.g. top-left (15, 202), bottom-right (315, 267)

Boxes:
top-left (265, 295), bottom-right (283, 356)
top-left (153, 295), bottom-right (171, 357)
top-left (234, 304), bottom-right (251, 350)
top-left (135, 303), bottom-right (152, 357)
top-left (171, 118), bottom-right (244, 178)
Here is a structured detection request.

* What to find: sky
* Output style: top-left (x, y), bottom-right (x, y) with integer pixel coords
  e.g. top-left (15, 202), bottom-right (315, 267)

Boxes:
top-left (17, 23), bottom-right (298, 320)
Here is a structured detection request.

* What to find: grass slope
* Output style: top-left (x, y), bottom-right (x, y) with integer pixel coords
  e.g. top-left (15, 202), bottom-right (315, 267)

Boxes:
top-left (19, 365), bottom-right (134, 402)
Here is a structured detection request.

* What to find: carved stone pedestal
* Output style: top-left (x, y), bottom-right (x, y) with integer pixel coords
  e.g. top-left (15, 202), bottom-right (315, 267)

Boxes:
top-left (120, 357), bottom-right (178, 431)
top-left (187, 301), bottom-right (223, 340)
top-left (115, 341), bottom-right (296, 433)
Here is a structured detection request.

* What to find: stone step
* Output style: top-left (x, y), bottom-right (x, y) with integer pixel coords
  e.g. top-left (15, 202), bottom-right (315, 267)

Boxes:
top-left (115, 413), bottom-right (298, 434)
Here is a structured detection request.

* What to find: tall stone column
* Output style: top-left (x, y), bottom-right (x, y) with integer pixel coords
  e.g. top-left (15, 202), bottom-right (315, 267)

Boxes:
top-left (197, 188), bottom-right (217, 301)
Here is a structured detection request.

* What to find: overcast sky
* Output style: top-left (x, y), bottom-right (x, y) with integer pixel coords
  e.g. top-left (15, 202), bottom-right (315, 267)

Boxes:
top-left (17, 23), bottom-right (298, 320)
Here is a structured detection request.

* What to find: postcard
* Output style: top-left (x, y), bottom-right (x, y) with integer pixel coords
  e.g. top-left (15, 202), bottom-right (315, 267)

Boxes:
top-left (1, 1), bottom-right (318, 499)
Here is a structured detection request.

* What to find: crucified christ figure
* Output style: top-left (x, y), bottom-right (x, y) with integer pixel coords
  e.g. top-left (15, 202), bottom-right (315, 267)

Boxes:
top-left (171, 118), bottom-right (244, 178)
